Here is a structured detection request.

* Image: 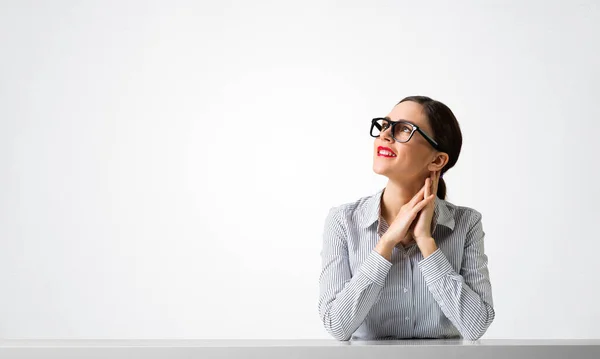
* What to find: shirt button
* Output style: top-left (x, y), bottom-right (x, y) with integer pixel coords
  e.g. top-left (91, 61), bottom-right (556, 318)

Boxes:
top-left (403, 287), bottom-right (408, 293)
top-left (405, 316), bottom-right (410, 321)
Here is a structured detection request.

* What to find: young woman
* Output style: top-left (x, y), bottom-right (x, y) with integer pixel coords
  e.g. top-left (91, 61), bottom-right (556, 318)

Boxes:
top-left (318, 95), bottom-right (494, 341)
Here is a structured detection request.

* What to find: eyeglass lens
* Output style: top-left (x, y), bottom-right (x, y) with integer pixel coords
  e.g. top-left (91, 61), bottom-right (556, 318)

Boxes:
top-left (371, 119), bottom-right (413, 142)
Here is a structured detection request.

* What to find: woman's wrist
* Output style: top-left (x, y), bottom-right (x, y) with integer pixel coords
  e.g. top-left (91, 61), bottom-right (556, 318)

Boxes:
top-left (375, 236), bottom-right (396, 262)
top-left (416, 237), bottom-right (437, 258)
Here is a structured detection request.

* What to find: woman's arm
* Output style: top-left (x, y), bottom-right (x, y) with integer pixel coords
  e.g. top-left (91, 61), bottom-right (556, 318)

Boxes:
top-left (417, 209), bottom-right (495, 340)
top-left (318, 206), bottom-right (393, 341)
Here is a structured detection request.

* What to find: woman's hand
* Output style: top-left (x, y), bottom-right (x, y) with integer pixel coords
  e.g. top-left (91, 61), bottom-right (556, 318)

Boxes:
top-left (381, 180), bottom-right (436, 247)
top-left (412, 170), bottom-right (441, 256)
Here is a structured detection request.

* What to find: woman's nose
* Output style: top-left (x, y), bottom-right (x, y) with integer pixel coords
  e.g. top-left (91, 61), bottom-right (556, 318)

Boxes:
top-left (380, 126), bottom-right (394, 142)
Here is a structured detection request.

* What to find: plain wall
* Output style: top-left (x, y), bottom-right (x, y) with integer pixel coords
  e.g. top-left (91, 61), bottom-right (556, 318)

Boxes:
top-left (1, 0), bottom-right (599, 339)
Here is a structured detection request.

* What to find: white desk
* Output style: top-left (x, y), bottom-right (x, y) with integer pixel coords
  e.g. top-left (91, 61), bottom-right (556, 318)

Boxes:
top-left (0, 339), bottom-right (598, 358)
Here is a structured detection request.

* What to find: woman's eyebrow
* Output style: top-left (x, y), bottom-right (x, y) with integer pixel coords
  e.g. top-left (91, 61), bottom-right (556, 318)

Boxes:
top-left (384, 116), bottom-right (416, 126)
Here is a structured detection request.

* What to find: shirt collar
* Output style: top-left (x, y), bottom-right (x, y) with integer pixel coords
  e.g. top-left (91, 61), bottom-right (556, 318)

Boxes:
top-left (358, 187), bottom-right (456, 232)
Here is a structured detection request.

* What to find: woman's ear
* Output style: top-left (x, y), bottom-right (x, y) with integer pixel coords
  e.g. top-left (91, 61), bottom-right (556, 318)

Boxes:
top-left (429, 152), bottom-right (449, 172)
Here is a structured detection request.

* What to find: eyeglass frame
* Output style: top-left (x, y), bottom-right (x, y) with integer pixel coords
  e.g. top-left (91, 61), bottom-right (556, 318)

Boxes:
top-left (370, 117), bottom-right (441, 151)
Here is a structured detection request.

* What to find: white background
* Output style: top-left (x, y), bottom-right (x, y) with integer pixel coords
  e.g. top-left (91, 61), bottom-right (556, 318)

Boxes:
top-left (1, 0), bottom-right (599, 339)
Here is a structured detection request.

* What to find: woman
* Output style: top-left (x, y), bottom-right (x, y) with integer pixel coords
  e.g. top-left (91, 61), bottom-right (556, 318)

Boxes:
top-left (318, 95), bottom-right (495, 341)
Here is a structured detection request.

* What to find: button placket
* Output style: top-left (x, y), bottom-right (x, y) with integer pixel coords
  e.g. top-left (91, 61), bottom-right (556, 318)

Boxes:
top-left (404, 254), bottom-right (414, 336)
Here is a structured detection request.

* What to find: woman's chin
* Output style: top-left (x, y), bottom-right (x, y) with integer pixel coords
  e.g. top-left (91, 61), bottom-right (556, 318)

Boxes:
top-left (372, 163), bottom-right (391, 175)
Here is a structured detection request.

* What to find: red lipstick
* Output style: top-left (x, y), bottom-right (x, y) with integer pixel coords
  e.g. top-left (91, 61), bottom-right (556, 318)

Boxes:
top-left (377, 146), bottom-right (396, 157)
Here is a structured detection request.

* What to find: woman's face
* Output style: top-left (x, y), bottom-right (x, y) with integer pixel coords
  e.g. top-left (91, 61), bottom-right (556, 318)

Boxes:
top-left (372, 101), bottom-right (438, 181)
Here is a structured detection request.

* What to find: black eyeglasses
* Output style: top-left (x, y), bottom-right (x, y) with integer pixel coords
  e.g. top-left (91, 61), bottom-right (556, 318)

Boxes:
top-left (370, 117), bottom-right (441, 151)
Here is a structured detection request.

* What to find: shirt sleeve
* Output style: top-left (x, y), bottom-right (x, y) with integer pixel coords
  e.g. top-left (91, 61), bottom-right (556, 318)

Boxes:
top-left (318, 206), bottom-right (393, 341)
top-left (417, 210), bottom-right (495, 340)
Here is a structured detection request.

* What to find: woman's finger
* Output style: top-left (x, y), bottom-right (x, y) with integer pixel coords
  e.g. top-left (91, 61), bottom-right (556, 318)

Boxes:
top-left (431, 171), bottom-right (438, 196)
top-left (408, 182), bottom-right (428, 207)
top-left (412, 194), bottom-right (435, 214)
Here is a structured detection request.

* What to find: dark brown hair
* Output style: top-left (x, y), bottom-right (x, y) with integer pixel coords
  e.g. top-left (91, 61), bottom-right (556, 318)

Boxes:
top-left (397, 95), bottom-right (462, 200)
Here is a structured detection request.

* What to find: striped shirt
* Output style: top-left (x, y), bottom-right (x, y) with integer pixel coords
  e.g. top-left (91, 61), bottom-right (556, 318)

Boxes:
top-left (318, 187), bottom-right (495, 341)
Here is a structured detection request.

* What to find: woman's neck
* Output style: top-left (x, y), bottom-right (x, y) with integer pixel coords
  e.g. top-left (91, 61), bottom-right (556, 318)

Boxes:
top-left (380, 179), bottom-right (425, 222)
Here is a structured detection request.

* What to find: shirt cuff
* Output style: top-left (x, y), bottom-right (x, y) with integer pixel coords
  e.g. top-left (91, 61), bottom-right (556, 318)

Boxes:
top-left (418, 248), bottom-right (455, 283)
top-left (358, 249), bottom-right (393, 287)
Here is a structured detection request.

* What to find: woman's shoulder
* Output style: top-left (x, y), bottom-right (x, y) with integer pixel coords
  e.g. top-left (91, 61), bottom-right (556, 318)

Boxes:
top-left (324, 188), bottom-right (385, 228)
top-left (334, 192), bottom-right (378, 212)
top-left (323, 195), bottom-right (369, 221)
top-left (439, 197), bottom-right (484, 228)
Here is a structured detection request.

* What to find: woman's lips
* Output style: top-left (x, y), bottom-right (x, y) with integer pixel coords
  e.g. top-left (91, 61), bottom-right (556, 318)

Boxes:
top-left (377, 146), bottom-right (397, 157)
top-left (377, 153), bottom-right (396, 158)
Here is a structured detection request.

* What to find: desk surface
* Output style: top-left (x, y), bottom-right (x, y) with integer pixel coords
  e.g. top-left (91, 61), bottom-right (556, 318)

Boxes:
top-left (0, 339), bottom-right (598, 359)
